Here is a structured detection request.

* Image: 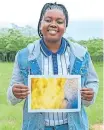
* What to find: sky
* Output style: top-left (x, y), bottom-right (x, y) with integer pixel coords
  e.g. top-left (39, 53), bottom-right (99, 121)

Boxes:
top-left (0, 0), bottom-right (103, 40)
top-left (0, 0), bottom-right (103, 25)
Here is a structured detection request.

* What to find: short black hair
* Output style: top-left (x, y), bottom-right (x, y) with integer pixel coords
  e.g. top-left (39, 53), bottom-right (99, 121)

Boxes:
top-left (38, 2), bottom-right (69, 38)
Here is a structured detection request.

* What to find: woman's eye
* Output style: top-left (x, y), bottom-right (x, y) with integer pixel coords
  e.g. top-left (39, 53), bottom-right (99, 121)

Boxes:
top-left (45, 19), bottom-right (51, 23)
top-left (57, 20), bottom-right (64, 24)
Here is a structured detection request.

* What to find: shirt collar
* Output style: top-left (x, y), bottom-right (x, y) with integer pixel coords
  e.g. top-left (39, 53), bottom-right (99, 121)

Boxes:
top-left (40, 37), bottom-right (68, 57)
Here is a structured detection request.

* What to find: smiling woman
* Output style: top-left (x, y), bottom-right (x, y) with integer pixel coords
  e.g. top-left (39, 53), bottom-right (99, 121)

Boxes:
top-left (7, 2), bottom-right (99, 130)
top-left (40, 9), bottom-right (66, 46)
top-left (38, 3), bottom-right (68, 53)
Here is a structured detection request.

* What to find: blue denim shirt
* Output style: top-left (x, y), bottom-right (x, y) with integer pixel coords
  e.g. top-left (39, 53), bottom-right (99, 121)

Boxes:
top-left (7, 38), bottom-right (99, 130)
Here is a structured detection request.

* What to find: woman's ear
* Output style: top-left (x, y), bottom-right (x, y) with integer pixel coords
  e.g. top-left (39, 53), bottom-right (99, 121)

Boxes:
top-left (39, 21), bottom-right (43, 31)
top-left (40, 26), bottom-right (42, 34)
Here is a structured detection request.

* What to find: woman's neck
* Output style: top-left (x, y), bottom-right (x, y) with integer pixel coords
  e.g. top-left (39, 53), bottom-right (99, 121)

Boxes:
top-left (43, 38), bottom-right (62, 53)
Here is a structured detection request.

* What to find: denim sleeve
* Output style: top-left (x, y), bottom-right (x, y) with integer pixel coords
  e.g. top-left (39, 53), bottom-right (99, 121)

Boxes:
top-left (82, 56), bottom-right (99, 107)
top-left (7, 52), bottom-right (24, 105)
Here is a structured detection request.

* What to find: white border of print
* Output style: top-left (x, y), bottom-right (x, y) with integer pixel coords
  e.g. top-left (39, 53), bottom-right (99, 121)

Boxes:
top-left (28, 75), bottom-right (81, 113)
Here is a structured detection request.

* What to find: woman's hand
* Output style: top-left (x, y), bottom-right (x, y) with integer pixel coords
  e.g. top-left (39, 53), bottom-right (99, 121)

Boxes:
top-left (12, 84), bottom-right (30, 99)
top-left (81, 88), bottom-right (94, 101)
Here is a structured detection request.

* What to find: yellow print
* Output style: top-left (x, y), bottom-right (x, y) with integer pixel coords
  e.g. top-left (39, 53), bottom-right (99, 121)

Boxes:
top-left (31, 78), bottom-right (66, 109)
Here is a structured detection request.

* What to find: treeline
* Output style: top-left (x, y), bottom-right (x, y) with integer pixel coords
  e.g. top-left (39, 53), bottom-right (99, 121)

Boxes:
top-left (0, 29), bottom-right (103, 62)
top-left (0, 29), bottom-right (39, 62)
top-left (78, 39), bottom-right (103, 62)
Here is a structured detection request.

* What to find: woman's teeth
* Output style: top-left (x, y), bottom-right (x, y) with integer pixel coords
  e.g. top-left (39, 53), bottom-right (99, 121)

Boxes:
top-left (48, 30), bottom-right (57, 34)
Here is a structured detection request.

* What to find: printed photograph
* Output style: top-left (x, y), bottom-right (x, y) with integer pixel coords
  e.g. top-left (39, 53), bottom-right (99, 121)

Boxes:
top-left (28, 75), bottom-right (81, 112)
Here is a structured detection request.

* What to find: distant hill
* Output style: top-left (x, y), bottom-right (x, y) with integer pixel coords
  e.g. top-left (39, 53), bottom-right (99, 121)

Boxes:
top-left (0, 23), bottom-right (38, 36)
top-left (0, 21), bottom-right (103, 41)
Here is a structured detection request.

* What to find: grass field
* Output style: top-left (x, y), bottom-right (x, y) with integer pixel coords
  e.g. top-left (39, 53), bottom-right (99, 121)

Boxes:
top-left (0, 62), bottom-right (103, 130)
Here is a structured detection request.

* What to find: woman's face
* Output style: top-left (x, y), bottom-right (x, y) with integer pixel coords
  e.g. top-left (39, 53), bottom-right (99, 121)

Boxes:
top-left (40, 9), bottom-right (66, 43)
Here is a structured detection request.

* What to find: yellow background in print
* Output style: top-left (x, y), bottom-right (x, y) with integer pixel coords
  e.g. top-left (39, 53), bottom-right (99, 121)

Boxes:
top-left (31, 78), bottom-right (66, 109)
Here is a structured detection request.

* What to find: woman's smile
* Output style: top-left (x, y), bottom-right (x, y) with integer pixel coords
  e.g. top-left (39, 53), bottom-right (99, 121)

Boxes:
top-left (47, 28), bottom-right (59, 35)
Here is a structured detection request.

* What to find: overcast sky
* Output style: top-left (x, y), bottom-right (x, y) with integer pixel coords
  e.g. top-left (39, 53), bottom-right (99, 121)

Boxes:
top-left (0, 0), bottom-right (103, 26)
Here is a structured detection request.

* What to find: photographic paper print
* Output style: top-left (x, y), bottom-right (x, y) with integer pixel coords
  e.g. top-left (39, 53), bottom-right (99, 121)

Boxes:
top-left (28, 75), bottom-right (81, 112)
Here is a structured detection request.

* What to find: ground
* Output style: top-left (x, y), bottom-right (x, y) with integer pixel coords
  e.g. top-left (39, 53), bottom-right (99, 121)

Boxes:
top-left (92, 124), bottom-right (104, 130)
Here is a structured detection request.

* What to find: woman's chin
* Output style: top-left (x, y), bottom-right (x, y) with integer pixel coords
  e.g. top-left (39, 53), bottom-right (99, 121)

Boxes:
top-left (44, 36), bottom-right (61, 43)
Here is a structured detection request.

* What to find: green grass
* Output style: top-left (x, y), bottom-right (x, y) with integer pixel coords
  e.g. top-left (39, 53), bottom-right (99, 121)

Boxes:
top-left (86, 62), bottom-right (103, 127)
top-left (0, 62), bottom-right (103, 130)
top-left (0, 63), bottom-right (23, 130)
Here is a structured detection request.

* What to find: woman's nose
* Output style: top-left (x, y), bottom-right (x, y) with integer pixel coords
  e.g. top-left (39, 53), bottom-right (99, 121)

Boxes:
top-left (50, 22), bottom-right (57, 28)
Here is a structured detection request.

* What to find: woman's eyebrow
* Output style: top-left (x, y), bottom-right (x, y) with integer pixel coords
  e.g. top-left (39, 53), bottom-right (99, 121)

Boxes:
top-left (56, 18), bottom-right (65, 20)
top-left (44, 16), bottom-right (52, 19)
top-left (44, 16), bottom-right (65, 20)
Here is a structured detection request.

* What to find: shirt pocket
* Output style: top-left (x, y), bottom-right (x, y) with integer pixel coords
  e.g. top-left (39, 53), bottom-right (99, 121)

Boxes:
top-left (71, 57), bottom-right (88, 77)
top-left (20, 66), bottom-right (28, 85)
top-left (80, 66), bottom-right (88, 77)
top-left (80, 65), bottom-right (88, 87)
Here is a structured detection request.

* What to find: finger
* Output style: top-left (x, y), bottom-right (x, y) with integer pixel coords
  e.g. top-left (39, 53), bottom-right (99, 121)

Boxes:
top-left (81, 91), bottom-right (94, 95)
top-left (81, 88), bottom-right (93, 91)
top-left (81, 94), bottom-right (93, 99)
top-left (15, 92), bottom-right (30, 99)
top-left (81, 94), bottom-right (94, 98)
top-left (16, 95), bottom-right (28, 99)
top-left (80, 88), bottom-right (94, 94)
top-left (13, 87), bottom-right (29, 93)
top-left (81, 94), bottom-right (93, 101)
top-left (81, 96), bottom-right (93, 101)
top-left (15, 91), bottom-right (30, 97)
top-left (14, 84), bottom-right (29, 90)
